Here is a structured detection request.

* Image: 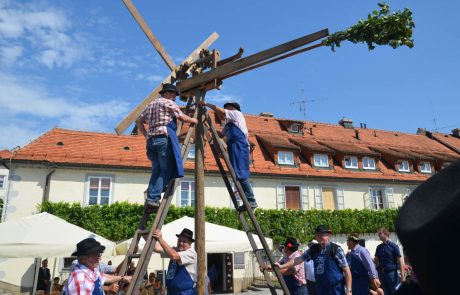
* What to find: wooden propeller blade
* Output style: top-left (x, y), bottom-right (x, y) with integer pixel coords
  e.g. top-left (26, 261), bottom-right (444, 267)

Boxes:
top-left (115, 32), bottom-right (219, 135)
top-left (123, 0), bottom-right (176, 71)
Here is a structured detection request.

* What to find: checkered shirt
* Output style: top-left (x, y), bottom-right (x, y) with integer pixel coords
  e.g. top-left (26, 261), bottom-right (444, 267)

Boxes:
top-left (63, 262), bottom-right (105, 295)
top-left (138, 97), bottom-right (184, 137)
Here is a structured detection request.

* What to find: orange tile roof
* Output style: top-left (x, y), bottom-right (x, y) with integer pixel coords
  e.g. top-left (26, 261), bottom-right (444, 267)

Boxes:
top-left (3, 112), bottom-right (460, 183)
top-left (431, 132), bottom-right (460, 154)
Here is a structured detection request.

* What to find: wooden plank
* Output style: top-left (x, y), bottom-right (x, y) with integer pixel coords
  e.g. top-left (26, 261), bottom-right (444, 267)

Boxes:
top-left (123, 0), bottom-right (176, 71)
top-left (114, 32), bottom-right (219, 134)
top-left (177, 29), bottom-right (328, 92)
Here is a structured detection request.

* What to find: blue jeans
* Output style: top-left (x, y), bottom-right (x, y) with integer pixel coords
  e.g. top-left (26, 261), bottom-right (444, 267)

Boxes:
top-left (379, 270), bottom-right (400, 295)
top-left (238, 178), bottom-right (256, 203)
top-left (299, 285), bottom-right (309, 295)
top-left (146, 136), bottom-right (174, 201)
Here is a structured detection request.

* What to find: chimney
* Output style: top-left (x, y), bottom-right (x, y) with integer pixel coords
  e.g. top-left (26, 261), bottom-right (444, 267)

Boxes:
top-left (259, 112), bottom-right (274, 118)
top-left (452, 128), bottom-right (460, 138)
top-left (416, 128), bottom-right (427, 135)
top-left (339, 117), bottom-right (353, 129)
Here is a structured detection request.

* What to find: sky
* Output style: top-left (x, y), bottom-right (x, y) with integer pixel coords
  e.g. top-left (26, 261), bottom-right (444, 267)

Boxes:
top-left (0, 0), bottom-right (459, 150)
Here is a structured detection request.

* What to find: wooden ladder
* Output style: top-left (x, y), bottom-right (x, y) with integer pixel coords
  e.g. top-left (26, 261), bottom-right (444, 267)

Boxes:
top-left (117, 103), bottom-right (289, 295)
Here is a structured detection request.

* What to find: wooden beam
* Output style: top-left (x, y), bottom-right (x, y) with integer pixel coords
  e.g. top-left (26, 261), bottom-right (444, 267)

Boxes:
top-left (177, 29), bottom-right (328, 92)
top-left (114, 32), bottom-right (219, 135)
top-left (123, 0), bottom-right (176, 71)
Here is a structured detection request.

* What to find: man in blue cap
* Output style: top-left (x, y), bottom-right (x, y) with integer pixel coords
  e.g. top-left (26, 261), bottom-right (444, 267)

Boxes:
top-left (198, 101), bottom-right (258, 211)
top-left (136, 83), bottom-right (198, 208)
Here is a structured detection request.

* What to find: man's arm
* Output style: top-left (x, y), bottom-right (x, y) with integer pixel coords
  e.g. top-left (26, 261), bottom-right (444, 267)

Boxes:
top-left (343, 266), bottom-right (352, 294)
top-left (135, 116), bottom-right (148, 138)
top-left (152, 229), bottom-right (181, 262)
top-left (275, 256), bottom-right (305, 270)
top-left (398, 256), bottom-right (406, 282)
top-left (197, 102), bottom-right (225, 117)
top-left (103, 274), bottom-right (132, 285)
top-left (178, 113), bottom-right (198, 124)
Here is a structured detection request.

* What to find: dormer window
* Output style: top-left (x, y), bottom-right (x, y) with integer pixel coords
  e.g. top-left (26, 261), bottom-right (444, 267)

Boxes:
top-left (363, 157), bottom-right (376, 170)
top-left (290, 124), bottom-right (300, 133)
top-left (187, 144), bottom-right (195, 159)
top-left (420, 162), bottom-right (432, 173)
top-left (344, 156), bottom-right (358, 169)
top-left (398, 160), bottom-right (410, 172)
top-left (278, 151), bottom-right (294, 165)
top-left (313, 154), bottom-right (329, 168)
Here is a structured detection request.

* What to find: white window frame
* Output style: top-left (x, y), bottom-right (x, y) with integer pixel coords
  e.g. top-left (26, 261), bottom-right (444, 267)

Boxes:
top-left (344, 156), bottom-right (358, 169)
top-left (420, 162), bottom-right (432, 173)
top-left (0, 175), bottom-right (5, 189)
top-left (369, 187), bottom-right (385, 210)
top-left (290, 124), bottom-right (299, 133)
top-left (278, 151), bottom-right (295, 165)
top-left (276, 184), bottom-right (309, 210)
top-left (86, 175), bottom-right (113, 206)
top-left (178, 180), bottom-right (195, 207)
top-left (398, 160), bottom-right (410, 172)
top-left (313, 185), bottom-right (345, 210)
top-left (313, 154), bottom-right (329, 168)
top-left (362, 157), bottom-right (376, 170)
top-left (187, 144), bottom-right (195, 159)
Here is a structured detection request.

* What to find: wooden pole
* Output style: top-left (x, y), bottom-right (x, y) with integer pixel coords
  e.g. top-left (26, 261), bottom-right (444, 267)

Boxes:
top-left (194, 90), bottom-right (206, 295)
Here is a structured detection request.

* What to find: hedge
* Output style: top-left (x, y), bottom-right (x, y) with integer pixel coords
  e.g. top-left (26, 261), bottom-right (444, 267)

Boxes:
top-left (39, 202), bottom-right (398, 245)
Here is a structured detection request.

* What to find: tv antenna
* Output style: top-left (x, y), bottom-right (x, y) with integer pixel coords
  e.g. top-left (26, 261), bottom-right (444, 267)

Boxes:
top-left (290, 85), bottom-right (327, 120)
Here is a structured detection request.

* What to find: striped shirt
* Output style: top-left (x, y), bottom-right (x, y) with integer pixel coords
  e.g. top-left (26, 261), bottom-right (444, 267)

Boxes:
top-left (63, 262), bottom-right (105, 295)
top-left (138, 97), bottom-right (184, 137)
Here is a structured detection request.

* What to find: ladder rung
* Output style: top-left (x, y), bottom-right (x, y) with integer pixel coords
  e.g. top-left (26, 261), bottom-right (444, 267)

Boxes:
top-left (137, 229), bottom-right (150, 236)
top-left (129, 254), bottom-right (142, 259)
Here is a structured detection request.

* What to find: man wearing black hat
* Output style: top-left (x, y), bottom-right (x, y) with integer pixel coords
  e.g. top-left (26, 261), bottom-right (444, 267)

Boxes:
top-left (136, 83), bottom-right (198, 208)
top-left (270, 237), bottom-right (307, 295)
top-left (63, 238), bottom-right (131, 295)
top-left (153, 228), bottom-right (197, 295)
top-left (274, 225), bottom-right (352, 295)
top-left (198, 101), bottom-right (258, 211)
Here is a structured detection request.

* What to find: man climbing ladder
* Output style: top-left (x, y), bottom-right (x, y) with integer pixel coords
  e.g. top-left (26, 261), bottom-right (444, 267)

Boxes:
top-left (198, 101), bottom-right (258, 211)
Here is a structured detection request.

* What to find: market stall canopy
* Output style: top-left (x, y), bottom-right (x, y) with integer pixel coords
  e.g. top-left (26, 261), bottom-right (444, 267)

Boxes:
top-left (116, 216), bottom-right (272, 254)
top-left (0, 213), bottom-right (115, 258)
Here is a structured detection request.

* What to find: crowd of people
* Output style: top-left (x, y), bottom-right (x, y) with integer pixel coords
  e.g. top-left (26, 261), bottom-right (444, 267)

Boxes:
top-left (266, 225), bottom-right (414, 295)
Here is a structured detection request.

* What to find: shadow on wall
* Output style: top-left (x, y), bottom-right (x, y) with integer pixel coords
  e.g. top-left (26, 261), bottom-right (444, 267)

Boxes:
top-left (20, 261), bottom-right (36, 293)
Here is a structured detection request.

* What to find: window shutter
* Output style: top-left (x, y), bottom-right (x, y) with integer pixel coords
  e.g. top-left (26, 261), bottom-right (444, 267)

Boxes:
top-left (276, 185), bottom-right (285, 209)
top-left (385, 187), bottom-right (395, 208)
top-left (314, 186), bottom-right (323, 209)
top-left (301, 186), bottom-right (309, 210)
top-left (364, 188), bottom-right (372, 209)
top-left (336, 187), bottom-right (345, 210)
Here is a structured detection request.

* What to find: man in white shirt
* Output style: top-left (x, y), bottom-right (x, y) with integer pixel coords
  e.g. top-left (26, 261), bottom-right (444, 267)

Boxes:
top-left (199, 101), bottom-right (258, 211)
top-left (153, 228), bottom-right (197, 294)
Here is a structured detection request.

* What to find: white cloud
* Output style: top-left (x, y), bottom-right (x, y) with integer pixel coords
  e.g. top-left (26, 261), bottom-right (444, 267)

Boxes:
top-left (135, 73), bottom-right (164, 84)
top-left (0, 72), bottom-right (130, 148)
top-left (0, 1), bottom-right (86, 69)
top-left (206, 92), bottom-right (241, 104)
top-left (0, 45), bottom-right (23, 65)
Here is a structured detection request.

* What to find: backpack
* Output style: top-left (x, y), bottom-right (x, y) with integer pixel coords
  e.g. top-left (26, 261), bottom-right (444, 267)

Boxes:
top-left (309, 242), bottom-right (341, 270)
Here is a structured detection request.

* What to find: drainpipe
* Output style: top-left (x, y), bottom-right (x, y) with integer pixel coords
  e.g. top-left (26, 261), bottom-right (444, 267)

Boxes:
top-left (43, 168), bottom-right (56, 203)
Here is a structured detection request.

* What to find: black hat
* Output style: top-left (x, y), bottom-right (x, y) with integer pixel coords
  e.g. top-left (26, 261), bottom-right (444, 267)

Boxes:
top-left (223, 102), bottom-right (241, 111)
top-left (72, 238), bottom-right (105, 257)
top-left (315, 224), bottom-right (332, 234)
top-left (159, 83), bottom-right (179, 95)
top-left (283, 237), bottom-right (299, 250)
top-left (176, 228), bottom-right (195, 243)
top-left (396, 160), bottom-right (460, 295)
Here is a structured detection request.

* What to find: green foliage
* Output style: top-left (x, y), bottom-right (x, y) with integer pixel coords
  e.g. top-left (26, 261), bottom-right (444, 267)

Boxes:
top-left (323, 2), bottom-right (415, 51)
top-left (39, 202), bottom-right (398, 245)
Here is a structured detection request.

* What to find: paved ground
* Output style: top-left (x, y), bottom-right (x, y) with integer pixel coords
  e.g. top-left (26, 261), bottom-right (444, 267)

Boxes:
top-left (231, 286), bottom-right (282, 295)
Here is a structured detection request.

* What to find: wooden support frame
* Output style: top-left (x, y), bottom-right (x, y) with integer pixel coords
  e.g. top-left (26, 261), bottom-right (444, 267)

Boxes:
top-left (114, 32), bottom-right (219, 134)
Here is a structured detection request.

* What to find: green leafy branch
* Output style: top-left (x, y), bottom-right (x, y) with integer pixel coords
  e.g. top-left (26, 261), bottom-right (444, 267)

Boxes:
top-left (323, 2), bottom-right (415, 51)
